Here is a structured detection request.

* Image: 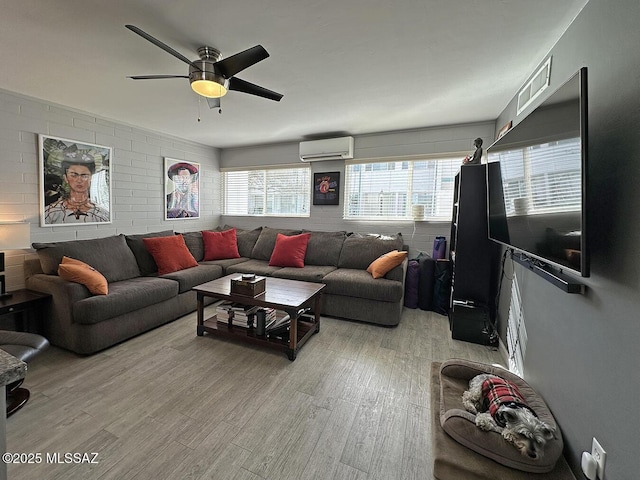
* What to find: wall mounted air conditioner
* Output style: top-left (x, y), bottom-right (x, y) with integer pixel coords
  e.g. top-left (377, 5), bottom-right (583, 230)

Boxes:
top-left (299, 136), bottom-right (354, 162)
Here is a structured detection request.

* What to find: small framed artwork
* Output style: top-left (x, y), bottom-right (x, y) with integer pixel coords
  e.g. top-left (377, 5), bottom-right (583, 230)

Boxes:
top-left (165, 158), bottom-right (200, 219)
top-left (313, 171), bottom-right (340, 205)
top-left (38, 134), bottom-right (112, 226)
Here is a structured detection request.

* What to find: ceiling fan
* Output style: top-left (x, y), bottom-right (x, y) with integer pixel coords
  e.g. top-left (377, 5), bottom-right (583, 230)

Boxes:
top-left (125, 25), bottom-right (283, 109)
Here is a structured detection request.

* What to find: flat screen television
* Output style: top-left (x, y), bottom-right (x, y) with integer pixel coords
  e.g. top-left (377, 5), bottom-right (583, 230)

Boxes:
top-left (486, 67), bottom-right (589, 278)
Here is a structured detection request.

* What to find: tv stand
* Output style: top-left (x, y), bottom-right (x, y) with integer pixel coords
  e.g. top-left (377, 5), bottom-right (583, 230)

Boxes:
top-left (512, 252), bottom-right (586, 294)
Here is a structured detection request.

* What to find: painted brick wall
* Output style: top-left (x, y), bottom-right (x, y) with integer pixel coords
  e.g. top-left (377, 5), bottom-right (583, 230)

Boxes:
top-left (0, 89), bottom-right (220, 290)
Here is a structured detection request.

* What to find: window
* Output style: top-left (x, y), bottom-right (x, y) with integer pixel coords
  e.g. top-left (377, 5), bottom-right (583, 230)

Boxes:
top-left (222, 165), bottom-right (310, 216)
top-left (344, 156), bottom-right (461, 220)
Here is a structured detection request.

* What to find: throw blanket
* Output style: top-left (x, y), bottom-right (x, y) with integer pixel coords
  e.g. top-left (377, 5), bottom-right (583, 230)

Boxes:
top-left (482, 376), bottom-right (536, 427)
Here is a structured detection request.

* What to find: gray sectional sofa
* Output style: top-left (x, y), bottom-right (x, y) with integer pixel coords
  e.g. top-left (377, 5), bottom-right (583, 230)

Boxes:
top-left (24, 226), bottom-right (407, 354)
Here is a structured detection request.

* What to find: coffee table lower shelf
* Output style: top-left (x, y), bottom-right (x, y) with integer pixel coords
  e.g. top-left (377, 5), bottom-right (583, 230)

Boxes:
top-left (197, 316), bottom-right (318, 361)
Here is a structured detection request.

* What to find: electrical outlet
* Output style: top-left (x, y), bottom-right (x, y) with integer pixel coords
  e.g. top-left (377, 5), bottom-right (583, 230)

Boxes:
top-left (591, 437), bottom-right (606, 479)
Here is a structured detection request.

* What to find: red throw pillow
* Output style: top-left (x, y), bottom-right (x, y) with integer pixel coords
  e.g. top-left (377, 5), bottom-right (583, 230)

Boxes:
top-left (142, 234), bottom-right (198, 275)
top-left (269, 233), bottom-right (311, 268)
top-left (202, 228), bottom-right (241, 261)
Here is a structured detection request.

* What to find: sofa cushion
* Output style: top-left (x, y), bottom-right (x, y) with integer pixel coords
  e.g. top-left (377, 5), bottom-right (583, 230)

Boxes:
top-left (224, 225), bottom-right (263, 258)
top-left (33, 234), bottom-right (141, 283)
top-left (203, 228), bottom-right (241, 261)
top-left (225, 259), bottom-right (283, 277)
top-left (438, 359), bottom-right (564, 474)
top-left (57, 256), bottom-right (108, 295)
top-left (251, 227), bottom-right (302, 260)
top-left (200, 257), bottom-right (251, 273)
top-left (302, 230), bottom-right (346, 266)
top-left (338, 233), bottom-right (404, 270)
top-left (125, 230), bottom-right (175, 275)
top-left (142, 234), bottom-right (199, 275)
top-left (181, 231), bottom-right (205, 262)
top-left (367, 250), bottom-right (408, 279)
top-left (72, 277), bottom-right (179, 325)
top-left (160, 264), bottom-right (223, 293)
top-left (321, 268), bottom-right (404, 302)
top-left (269, 233), bottom-right (311, 268)
top-left (272, 265), bottom-right (337, 283)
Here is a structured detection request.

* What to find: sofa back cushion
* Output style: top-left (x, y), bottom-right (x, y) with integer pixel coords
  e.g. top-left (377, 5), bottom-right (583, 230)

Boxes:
top-left (125, 230), bottom-right (175, 275)
top-left (338, 233), bottom-right (404, 270)
top-left (223, 225), bottom-right (262, 258)
top-left (250, 227), bottom-right (302, 260)
top-left (33, 234), bottom-right (141, 283)
top-left (303, 230), bottom-right (346, 267)
top-left (181, 231), bottom-right (205, 262)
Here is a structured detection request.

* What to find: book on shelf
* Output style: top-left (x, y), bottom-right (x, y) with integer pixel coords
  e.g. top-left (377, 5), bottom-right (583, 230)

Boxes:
top-left (265, 311), bottom-right (291, 338)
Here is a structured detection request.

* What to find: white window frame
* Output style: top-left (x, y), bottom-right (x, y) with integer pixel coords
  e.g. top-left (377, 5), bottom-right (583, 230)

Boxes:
top-left (222, 164), bottom-right (311, 217)
top-left (343, 154), bottom-right (463, 221)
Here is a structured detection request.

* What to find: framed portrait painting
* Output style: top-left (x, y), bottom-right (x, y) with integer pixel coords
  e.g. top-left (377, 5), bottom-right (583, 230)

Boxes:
top-left (164, 158), bottom-right (200, 220)
top-left (38, 134), bottom-right (112, 226)
top-left (313, 171), bottom-right (340, 205)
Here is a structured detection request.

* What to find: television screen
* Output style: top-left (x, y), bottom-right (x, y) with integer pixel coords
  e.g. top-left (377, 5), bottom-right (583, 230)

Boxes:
top-left (487, 67), bottom-right (588, 277)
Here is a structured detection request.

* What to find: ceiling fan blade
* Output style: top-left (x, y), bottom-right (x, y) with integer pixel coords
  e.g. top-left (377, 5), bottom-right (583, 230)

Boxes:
top-left (125, 25), bottom-right (200, 70)
top-left (215, 45), bottom-right (269, 78)
top-left (207, 97), bottom-right (220, 109)
top-left (128, 75), bottom-right (189, 80)
top-left (228, 77), bottom-right (283, 101)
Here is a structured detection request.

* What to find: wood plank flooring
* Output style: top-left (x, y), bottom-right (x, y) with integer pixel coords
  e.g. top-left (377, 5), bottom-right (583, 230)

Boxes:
top-left (6, 307), bottom-right (503, 480)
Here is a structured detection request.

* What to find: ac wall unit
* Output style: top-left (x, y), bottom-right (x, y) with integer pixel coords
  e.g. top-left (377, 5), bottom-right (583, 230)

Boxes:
top-left (299, 136), bottom-right (354, 162)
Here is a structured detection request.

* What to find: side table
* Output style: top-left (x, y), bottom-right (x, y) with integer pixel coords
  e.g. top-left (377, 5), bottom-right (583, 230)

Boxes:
top-left (0, 290), bottom-right (51, 334)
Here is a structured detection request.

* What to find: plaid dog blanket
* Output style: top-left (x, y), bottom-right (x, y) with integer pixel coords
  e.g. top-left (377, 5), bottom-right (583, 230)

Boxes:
top-left (482, 376), bottom-right (536, 427)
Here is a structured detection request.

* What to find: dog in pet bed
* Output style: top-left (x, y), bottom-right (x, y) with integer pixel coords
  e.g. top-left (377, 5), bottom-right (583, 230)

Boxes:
top-left (462, 373), bottom-right (556, 459)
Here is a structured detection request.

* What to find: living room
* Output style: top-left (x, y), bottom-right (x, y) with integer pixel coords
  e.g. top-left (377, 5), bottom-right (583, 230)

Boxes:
top-left (1, 0), bottom-right (638, 478)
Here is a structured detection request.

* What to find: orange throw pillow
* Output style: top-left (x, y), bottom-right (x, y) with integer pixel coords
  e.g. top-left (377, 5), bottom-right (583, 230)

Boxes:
top-left (142, 234), bottom-right (198, 275)
top-left (202, 228), bottom-right (241, 261)
top-left (366, 250), bottom-right (407, 279)
top-left (57, 256), bottom-right (108, 295)
top-left (268, 233), bottom-right (311, 268)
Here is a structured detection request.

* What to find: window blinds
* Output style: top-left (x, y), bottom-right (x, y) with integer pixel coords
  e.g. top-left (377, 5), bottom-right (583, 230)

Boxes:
top-left (222, 166), bottom-right (310, 216)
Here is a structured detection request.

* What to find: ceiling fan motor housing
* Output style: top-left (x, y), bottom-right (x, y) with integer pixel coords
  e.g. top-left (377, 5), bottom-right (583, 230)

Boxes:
top-left (189, 47), bottom-right (227, 97)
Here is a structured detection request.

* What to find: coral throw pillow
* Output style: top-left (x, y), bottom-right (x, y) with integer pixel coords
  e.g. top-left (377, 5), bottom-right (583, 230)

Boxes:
top-left (142, 234), bottom-right (198, 275)
top-left (202, 228), bottom-right (241, 261)
top-left (366, 250), bottom-right (407, 279)
top-left (268, 233), bottom-right (311, 268)
top-left (57, 256), bottom-right (108, 295)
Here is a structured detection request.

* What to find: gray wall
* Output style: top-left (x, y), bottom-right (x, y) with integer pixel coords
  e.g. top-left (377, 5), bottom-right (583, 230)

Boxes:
top-left (494, 0), bottom-right (639, 477)
top-left (221, 122), bottom-right (494, 258)
top-left (0, 90), bottom-right (220, 290)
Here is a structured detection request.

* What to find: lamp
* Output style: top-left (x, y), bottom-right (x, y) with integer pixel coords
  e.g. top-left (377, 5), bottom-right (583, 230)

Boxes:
top-left (0, 223), bottom-right (30, 299)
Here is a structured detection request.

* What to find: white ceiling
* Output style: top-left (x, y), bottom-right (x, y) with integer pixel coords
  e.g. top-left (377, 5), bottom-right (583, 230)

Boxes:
top-left (0, 0), bottom-right (588, 149)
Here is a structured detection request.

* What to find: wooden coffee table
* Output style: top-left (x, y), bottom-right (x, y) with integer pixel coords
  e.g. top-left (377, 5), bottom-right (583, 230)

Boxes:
top-left (194, 274), bottom-right (325, 361)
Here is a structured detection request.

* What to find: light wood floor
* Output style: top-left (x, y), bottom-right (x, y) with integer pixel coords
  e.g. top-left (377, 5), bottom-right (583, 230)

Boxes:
top-left (7, 306), bottom-right (503, 480)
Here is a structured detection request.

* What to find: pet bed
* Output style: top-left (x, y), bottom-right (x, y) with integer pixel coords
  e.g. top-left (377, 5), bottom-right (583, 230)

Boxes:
top-left (431, 359), bottom-right (576, 480)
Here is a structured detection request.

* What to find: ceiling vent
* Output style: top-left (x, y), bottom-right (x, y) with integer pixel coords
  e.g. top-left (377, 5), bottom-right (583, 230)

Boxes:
top-left (517, 57), bottom-right (552, 116)
top-left (299, 136), bottom-right (354, 162)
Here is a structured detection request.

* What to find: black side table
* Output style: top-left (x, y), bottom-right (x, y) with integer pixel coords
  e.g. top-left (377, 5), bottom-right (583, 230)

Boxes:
top-left (0, 289), bottom-right (51, 334)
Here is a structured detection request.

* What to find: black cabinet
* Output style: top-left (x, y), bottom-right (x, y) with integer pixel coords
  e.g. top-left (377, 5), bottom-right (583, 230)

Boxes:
top-left (448, 164), bottom-right (499, 344)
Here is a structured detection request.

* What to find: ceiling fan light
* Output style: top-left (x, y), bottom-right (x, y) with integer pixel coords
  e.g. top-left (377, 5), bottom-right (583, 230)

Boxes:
top-left (191, 79), bottom-right (227, 98)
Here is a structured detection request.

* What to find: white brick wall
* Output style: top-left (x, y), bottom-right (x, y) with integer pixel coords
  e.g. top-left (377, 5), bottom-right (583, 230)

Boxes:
top-left (0, 89), bottom-right (221, 290)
